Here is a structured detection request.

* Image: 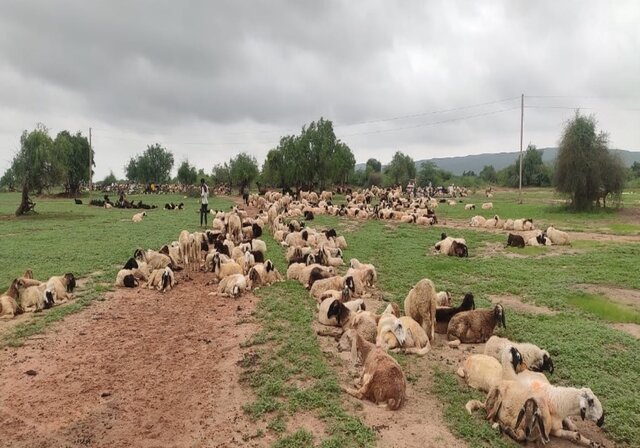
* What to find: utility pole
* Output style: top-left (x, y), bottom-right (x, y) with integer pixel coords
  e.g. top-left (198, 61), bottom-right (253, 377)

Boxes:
top-left (518, 94), bottom-right (524, 204)
top-left (89, 127), bottom-right (93, 196)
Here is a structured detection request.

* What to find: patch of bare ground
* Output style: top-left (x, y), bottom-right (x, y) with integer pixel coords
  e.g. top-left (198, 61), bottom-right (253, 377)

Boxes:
top-left (574, 284), bottom-right (640, 311)
top-left (490, 294), bottom-right (557, 315)
top-left (610, 323), bottom-right (640, 339)
top-left (0, 272), bottom-right (274, 448)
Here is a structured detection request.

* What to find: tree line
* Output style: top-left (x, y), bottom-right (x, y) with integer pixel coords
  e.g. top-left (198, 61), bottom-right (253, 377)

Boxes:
top-left (1, 113), bottom-right (636, 214)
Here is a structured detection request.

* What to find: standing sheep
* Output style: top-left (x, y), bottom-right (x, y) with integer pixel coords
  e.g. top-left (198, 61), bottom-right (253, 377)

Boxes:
top-left (404, 278), bottom-right (438, 341)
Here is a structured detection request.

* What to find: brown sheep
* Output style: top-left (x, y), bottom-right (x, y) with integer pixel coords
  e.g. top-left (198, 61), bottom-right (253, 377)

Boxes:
top-left (447, 304), bottom-right (506, 347)
top-left (0, 294), bottom-right (23, 318)
top-left (403, 278), bottom-right (438, 341)
top-left (341, 330), bottom-right (406, 410)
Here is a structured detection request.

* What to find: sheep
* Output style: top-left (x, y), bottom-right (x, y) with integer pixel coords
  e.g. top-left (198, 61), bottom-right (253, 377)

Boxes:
top-left (470, 215), bottom-right (487, 227)
top-left (483, 214), bottom-right (500, 228)
top-left (248, 239), bottom-right (267, 254)
top-left (456, 346), bottom-right (527, 393)
top-left (435, 234), bottom-right (469, 257)
top-left (348, 259), bottom-right (378, 286)
top-left (435, 292), bottom-right (475, 334)
top-left (468, 382), bottom-right (604, 447)
top-left (212, 253), bottom-right (243, 281)
top-left (132, 211), bottom-right (146, 222)
top-left (0, 294), bottom-right (23, 318)
top-left (465, 204), bottom-right (476, 210)
top-left (447, 304), bottom-right (505, 347)
top-left (247, 260), bottom-right (282, 288)
top-left (307, 265), bottom-right (335, 289)
top-left (436, 291), bottom-right (452, 306)
top-left (326, 300), bottom-right (378, 343)
top-left (468, 382), bottom-right (550, 445)
top-left (16, 280), bottom-right (56, 312)
top-left (482, 202), bottom-right (493, 209)
top-left (318, 298), bottom-right (365, 326)
top-left (416, 216), bottom-right (435, 226)
top-left (299, 264), bottom-right (336, 288)
top-left (546, 225), bottom-right (570, 245)
top-left (404, 278), bottom-right (438, 341)
top-left (318, 285), bottom-right (352, 304)
top-left (340, 329), bottom-right (406, 410)
top-left (321, 246), bottom-right (344, 267)
top-left (484, 336), bottom-right (554, 374)
top-left (503, 218), bottom-right (515, 230)
top-left (178, 230), bottom-right (193, 274)
top-left (46, 273), bottom-right (76, 303)
top-left (136, 248), bottom-right (175, 271)
top-left (227, 212), bottom-right (243, 243)
top-left (506, 233), bottom-right (525, 248)
top-left (310, 275), bottom-right (355, 300)
top-left (115, 269), bottom-right (139, 288)
top-left (378, 315), bottom-right (431, 356)
top-left (147, 267), bottom-right (175, 292)
top-left (513, 218), bottom-right (534, 231)
top-left (217, 273), bottom-right (248, 297)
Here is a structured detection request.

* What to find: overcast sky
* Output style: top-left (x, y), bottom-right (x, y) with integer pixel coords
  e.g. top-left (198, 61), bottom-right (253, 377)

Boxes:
top-left (0, 0), bottom-right (638, 179)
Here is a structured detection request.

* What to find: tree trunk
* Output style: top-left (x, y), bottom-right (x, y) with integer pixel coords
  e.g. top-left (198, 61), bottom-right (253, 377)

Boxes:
top-left (16, 184), bottom-right (31, 216)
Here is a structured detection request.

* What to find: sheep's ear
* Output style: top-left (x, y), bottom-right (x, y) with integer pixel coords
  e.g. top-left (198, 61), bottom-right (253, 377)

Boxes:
top-left (515, 407), bottom-right (526, 428)
top-left (537, 415), bottom-right (549, 443)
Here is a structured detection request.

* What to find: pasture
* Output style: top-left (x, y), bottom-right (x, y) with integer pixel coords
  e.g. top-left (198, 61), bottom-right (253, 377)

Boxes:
top-left (1, 188), bottom-right (639, 447)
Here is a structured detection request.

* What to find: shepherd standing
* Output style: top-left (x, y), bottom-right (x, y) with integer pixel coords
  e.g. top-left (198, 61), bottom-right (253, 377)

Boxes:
top-left (200, 178), bottom-right (209, 227)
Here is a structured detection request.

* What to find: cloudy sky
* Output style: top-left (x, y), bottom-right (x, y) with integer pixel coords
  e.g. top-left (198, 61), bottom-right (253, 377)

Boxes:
top-left (0, 0), bottom-right (638, 179)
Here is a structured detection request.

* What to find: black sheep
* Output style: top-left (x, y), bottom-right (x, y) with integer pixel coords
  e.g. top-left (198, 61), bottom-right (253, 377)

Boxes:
top-left (507, 233), bottom-right (525, 248)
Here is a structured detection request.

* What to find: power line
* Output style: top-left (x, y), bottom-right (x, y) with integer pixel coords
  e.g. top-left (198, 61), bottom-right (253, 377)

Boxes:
top-left (524, 105), bottom-right (640, 111)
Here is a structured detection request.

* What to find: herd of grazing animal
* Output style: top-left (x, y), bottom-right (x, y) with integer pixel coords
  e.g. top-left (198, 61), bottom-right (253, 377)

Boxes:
top-left (1, 270), bottom-right (77, 318)
top-left (5, 188), bottom-right (599, 447)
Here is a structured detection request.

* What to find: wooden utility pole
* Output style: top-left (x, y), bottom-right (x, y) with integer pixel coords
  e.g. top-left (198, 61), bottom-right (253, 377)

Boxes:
top-left (89, 127), bottom-right (93, 195)
top-left (518, 94), bottom-right (524, 203)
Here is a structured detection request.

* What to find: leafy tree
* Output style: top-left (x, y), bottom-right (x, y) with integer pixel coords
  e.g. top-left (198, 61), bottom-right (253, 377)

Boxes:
top-left (102, 171), bottom-right (118, 185)
top-left (367, 171), bottom-right (383, 187)
top-left (125, 143), bottom-right (174, 184)
top-left (11, 124), bottom-right (56, 215)
top-left (416, 161), bottom-right (452, 187)
top-left (384, 151), bottom-right (415, 186)
top-left (0, 167), bottom-right (16, 191)
top-left (520, 145), bottom-right (551, 187)
top-left (631, 161), bottom-right (640, 178)
top-left (211, 162), bottom-right (231, 186)
top-left (229, 152), bottom-right (259, 194)
top-left (554, 112), bottom-right (625, 210)
top-left (53, 131), bottom-right (94, 195)
top-left (365, 158), bottom-right (382, 173)
top-left (331, 142), bottom-right (356, 185)
top-left (176, 160), bottom-right (198, 185)
top-left (479, 165), bottom-right (497, 183)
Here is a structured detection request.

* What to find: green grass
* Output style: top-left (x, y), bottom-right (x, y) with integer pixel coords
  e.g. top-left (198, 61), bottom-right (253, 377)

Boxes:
top-left (567, 292), bottom-right (640, 324)
top-left (312, 213), bottom-right (640, 446)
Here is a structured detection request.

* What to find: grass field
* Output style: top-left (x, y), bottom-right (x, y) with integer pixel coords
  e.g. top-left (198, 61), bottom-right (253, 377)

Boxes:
top-left (1, 188), bottom-right (640, 446)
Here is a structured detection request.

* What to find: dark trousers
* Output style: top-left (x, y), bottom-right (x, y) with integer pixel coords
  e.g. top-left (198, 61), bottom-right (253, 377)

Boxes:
top-left (200, 203), bottom-right (208, 226)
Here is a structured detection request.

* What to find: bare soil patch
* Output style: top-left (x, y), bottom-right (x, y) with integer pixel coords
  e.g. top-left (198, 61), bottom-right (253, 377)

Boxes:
top-left (490, 294), bottom-right (557, 315)
top-left (610, 323), bottom-right (640, 339)
top-left (574, 284), bottom-right (640, 311)
top-left (0, 273), bottom-right (272, 448)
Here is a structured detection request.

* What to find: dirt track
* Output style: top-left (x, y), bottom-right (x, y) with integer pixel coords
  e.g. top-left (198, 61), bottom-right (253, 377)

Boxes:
top-left (0, 274), bottom-right (267, 448)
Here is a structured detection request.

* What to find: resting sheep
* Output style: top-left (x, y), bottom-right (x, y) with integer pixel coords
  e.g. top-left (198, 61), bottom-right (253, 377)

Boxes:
top-left (435, 292), bottom-right (475, 334)
top-left (0, 294), bottom-right (22, 318)
top-left (16, 280), bottom-right (56, 312)
top-left (218, 273), bottom-right (248, 297)
top-left (318, 298), bottom-right (365, 326)
top-left (506, 233), bottom-right (525, 248)
top-left (132, 211), bottom-right (146, 222)
top-left (404, 278), bottom-right (438, 341)
top-left (310, 275), bottom-right (355, 300)
top-left (340, 329), bottom-right (406, 410)
top-left (447, 304), bottom-right (505, 347)
top-left (484, 336), bottom-right (554, 374)
top-left (456, 346), bottom-right (527, 393)
top-left (546, 226), bottom-right (570, 245)
top-left (482, 202), bottom-right (493, 210)
top-left (115, 269), bottom-right (139, 288)
top-left (46, 273), bottom-right (76, 303)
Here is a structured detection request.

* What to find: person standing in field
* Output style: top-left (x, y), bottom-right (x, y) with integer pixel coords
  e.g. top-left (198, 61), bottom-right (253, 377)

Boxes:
top-left (200, 178), bottom-right (209, 227)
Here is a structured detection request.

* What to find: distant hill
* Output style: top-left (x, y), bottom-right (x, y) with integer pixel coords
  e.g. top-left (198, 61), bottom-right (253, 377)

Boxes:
top-left (356, 148), bottom-right (640, 175)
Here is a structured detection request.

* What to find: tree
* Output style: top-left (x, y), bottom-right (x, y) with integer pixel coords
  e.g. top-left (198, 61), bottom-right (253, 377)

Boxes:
top-left (53, 131), bottom-right (94, 196)
top-left (384, 151), bottom-right (415, 186)
top-left (125, 143), bottom-right (174, 184)
top-left (11, 124), bottom-right (55, 215)
top-left (554, 112), bottom-right (625, 210)
top-left (365, 158), bottom-right (382, 174)
top-left (479, 165), bottom-right (497, 183)
top-left (520, 145), bottom-right (551, 187)
top-left (176, 160), bottom-right (198, 185)
top-left (0, 167), bottom-right (16, 191)
top-left (211, 162), bottom-right (231, 186)
top-left (631, 161), bottom-right (640, 178)
top-left (102, 171), bottom-right (118, 185)
top-left (229, 152), bottom-right (259, 194)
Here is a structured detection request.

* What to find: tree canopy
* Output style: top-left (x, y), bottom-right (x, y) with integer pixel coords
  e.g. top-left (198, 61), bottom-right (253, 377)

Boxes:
top-left (53, 130), bottom-right (94, 195)
top-left (176, 160), bottom-right (198, 185)
top-left (229, 152), bottom-right (259, 194)
top-left (554, 112), bottom-right (626, 209)
top-left (125, 143), bottom-right (174, 184)
top-left (384, 151), bottom-right (415, 186)
top-left (365, 158), bottom-right (382, 173)
top-left (102, 171), bottom-right (118, 185)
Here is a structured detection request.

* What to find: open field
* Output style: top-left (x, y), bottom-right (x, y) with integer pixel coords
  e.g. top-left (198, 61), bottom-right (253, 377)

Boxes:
top-left (1, 188), bottom-right (639, 447)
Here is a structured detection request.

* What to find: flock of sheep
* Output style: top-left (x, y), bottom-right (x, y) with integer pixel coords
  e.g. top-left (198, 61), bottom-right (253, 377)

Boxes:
top-left (3, 184), bottom-right (600, 447)
top-left (0, 270), bottom-right (76, 318)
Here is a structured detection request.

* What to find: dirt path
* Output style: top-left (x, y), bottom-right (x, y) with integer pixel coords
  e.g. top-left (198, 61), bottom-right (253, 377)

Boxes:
top-left (0, 273), bottom-right (270, 448)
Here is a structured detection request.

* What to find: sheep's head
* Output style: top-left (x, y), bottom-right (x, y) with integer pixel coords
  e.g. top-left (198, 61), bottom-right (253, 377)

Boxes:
top-left (579, 388), bottom-right (604, 427)
top-left (508, 346), bottom-right (524, 373)
top-left (494, 304), bottom-right (506, 328)
top-left (123, 274), bottom-right (137, 288)
top-left (232, 285), bottom-right (240, 297)
top-left (542, 352), bottom-right (554, 374)
top-left (133, 248), bottom-right (145, 261)
top-left (340, 285), bottom-right (351, 302)
top-left (266, 260), bottom-right (274, 273)
top-left (327, 300), bottom-right (348, 325)
top-left (44, 288), bottom-right (56, 309)
top-left (344, 276), bottom-right (356, 294)
top-left (64, 273), bottom-right (76, 292)
top-left (515, 398), bottom-right (548, 443)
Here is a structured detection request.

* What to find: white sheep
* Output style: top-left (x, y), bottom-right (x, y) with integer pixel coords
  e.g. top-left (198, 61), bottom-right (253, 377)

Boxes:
top-left (115, 269), bottom-right (139, 288)
top-left (482, 202), bottom-right (493, 210)
top-left (464, 204), bottom-right (476, 210)
top-left (456, 346), bottom-right (526, 392)
top-left (470, 215), bottom-right (486, 227)
top-left (318, 298), bottom-right (365, 326)
top-left (0, 295), bottom-right (22, 319)
top-left (132, 211), bottom-right (146, 222)
top-left (217, 273), bottom-right (248, 297)
top-left (546, 226), bottom-right (570, 245)
top-left (484, 336), bottom-right (554, 374)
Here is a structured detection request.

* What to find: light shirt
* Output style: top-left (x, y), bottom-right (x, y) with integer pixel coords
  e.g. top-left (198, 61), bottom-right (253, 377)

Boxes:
top-left (201, 184), bottom-right (209, 205)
